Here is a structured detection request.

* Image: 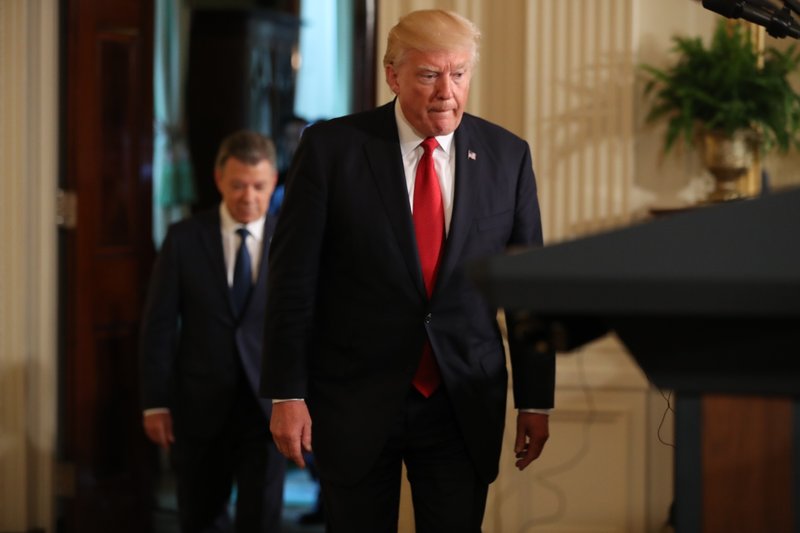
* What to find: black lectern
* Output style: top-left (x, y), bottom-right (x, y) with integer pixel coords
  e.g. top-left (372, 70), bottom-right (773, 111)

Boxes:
top-left (469, 187), bottom-right (800, 533)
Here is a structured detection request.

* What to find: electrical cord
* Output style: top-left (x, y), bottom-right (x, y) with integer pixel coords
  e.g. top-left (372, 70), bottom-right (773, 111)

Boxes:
top-left (657, 389), bottom-right (676, 449)
top-left (518, 351), bottom-right (597, 531)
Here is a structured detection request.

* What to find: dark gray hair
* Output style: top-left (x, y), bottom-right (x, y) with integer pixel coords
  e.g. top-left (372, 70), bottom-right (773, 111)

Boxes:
top-left (215, 130), bottom-right (277, 169)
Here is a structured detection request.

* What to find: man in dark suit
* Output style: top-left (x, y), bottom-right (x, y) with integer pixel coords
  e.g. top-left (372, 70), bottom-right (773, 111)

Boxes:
top-left (140, 130), bottom-right (286, 532)
top-left (261, 9), bottom-right (555, 533)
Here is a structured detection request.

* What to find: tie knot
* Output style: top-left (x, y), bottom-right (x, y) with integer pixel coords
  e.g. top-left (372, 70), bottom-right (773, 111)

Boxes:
top-left (236, 227), bottom-right (249, 240)
top-left (421, 137), bottom-right (439, 155)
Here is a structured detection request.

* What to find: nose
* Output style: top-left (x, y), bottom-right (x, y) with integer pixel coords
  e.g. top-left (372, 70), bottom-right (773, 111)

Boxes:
top-left (435, 75), bottom-right (453, 98)
top-left (241, 185), bottom-right (255, 202)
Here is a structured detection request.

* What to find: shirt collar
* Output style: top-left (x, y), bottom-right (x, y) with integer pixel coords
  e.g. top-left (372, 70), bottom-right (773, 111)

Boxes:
top-left (394, 100), bottom-right (454, 159)
top-left (219, 203), bottom-right (265, 241)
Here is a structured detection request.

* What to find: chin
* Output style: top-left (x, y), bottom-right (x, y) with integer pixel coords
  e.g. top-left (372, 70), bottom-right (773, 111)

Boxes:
top-left (234, 213), bottom-right (255, 223)
top-left (430, 118), bottom-right (460, 135)
top-left (431, 124), bottom-right (457, 136)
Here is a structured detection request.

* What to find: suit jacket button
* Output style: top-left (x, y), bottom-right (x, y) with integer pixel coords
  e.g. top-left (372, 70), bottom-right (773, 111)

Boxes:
top-left (424, 313), bottom-right (432, 324)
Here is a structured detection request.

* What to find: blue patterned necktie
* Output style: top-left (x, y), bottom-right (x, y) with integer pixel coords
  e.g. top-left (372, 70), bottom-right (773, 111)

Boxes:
top-left (231, 227), bottom-right (252, 315)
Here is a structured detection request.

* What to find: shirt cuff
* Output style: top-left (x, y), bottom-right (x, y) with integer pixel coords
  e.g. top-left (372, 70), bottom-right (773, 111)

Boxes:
top-left (272, 398), bottom-right (304, 404)
top-left (519, 408), bottom-right (552, 415)
top-left (143, 407), bottom-right (170, 416)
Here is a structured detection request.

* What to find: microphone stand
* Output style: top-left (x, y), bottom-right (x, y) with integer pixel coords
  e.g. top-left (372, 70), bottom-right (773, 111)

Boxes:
top-left (770, 0), bottom-right (800, 38)
top-left (703, 0), bottom-right (800, 39)
top-left (784, 0), bottom-right (800, 18)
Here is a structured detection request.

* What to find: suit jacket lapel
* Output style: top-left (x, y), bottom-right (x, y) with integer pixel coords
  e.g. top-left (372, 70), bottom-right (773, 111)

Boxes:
top-left (365, 103), bottom-right (428, 298)
top-left (253, 212), bottom-right (277, 295)
top-left (436, 118), bottom-right (482, 293)
top-left (197, 209), bottom-right (236, 315)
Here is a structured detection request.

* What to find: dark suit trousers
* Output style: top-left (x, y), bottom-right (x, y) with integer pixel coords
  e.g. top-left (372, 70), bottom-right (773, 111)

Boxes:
top-left (172, 379), bottom-right (285, 533)
top-left (319, 388), bottom-right (489, 533)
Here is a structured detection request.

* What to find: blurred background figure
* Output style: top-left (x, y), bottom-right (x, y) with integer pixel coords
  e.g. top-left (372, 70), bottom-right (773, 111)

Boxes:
top-left (140, 130), bottom-right (286, 533)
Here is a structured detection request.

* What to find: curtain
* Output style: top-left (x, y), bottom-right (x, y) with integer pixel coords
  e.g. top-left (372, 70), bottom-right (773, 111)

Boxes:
top-left (295, 0), bottom-right (353, 121)
top-left (153, 0), bottom-right (195, 247)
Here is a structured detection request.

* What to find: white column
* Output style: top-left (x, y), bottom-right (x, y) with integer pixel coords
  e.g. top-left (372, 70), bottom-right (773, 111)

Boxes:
top-left (0, 0), bottom-right (59, 530)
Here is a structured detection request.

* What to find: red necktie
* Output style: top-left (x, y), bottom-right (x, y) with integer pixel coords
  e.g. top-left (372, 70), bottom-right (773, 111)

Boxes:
top-left (411, 137), bottom-right (444, 397)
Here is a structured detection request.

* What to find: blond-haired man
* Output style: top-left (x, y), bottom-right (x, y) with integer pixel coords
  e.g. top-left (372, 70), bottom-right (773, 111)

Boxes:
top-left (262, 10), bottom-right (554, 532)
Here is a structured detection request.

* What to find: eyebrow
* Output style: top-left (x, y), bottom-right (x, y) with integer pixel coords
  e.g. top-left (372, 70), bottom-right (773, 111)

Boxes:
top-left (416, 63), bottom-right (469, 73)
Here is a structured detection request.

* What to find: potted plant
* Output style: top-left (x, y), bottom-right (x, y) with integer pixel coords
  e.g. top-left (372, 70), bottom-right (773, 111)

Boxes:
top-left (640, 20), bottom-right (800, 201)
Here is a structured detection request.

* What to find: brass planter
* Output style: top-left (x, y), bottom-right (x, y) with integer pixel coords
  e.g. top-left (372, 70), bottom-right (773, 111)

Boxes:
top-left (698, 128), bottom-right (760, 202)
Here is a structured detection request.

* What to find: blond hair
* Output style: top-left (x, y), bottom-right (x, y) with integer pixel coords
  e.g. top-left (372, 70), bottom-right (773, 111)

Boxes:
top-left (383, 9), bottom-right (480, 68)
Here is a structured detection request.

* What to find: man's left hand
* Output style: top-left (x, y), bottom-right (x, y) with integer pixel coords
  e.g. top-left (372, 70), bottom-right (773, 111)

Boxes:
top-left (514, 411), bottom-right (549, 470)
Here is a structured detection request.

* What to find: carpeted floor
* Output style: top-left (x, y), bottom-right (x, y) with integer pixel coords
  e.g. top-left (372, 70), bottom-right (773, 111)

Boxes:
top-left (152, 465), bottom-right (325, 533)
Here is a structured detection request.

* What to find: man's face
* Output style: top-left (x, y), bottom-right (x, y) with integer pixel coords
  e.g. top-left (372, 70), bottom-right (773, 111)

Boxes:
top-left (215, 156), bottom-right (276, 224)
top-left (385, 48), bottom-right (473, 137)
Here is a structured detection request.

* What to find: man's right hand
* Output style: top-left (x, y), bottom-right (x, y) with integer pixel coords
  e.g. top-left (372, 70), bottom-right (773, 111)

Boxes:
top-left (270, 400), bottom-right (312, 468)
top-left (143, 411), bottom-right (175, 450)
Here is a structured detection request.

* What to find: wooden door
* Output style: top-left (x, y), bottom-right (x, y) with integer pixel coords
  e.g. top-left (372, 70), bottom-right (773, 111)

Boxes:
top-left (60, 0), bottom-right (155, 531)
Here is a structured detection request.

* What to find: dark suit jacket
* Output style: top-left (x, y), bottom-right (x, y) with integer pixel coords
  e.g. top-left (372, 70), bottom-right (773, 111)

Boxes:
top-left (140, 208), bottom-right (277, 440)
top-left (261, 101), bottom-right (555, 485)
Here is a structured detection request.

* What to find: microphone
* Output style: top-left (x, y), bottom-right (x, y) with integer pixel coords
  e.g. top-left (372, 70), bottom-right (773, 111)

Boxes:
top-left (785, 0), bottom-right (800, 18)
top-left (702, 0), bottom-right (800, 39)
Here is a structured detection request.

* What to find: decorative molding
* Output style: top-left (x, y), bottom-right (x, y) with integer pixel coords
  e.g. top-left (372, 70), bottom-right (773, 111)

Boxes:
top-left (555, 335), bottom-right (650, 391)
top-left (487, 390), bottom-right (648, 533)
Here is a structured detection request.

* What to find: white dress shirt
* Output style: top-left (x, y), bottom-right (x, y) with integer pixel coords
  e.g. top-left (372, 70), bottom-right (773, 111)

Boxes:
top-left (395, 102), bottom-right (456, 235)
top-left (219, 203), bottom-right (266, 286)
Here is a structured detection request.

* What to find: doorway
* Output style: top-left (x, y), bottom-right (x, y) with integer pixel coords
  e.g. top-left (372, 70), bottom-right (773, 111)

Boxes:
top-left (146, 1), bottom-right (377, 531)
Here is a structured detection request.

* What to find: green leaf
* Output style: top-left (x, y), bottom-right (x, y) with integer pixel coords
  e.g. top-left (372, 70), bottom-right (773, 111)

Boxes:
top-left (639, 20), bottom-right (800, 154)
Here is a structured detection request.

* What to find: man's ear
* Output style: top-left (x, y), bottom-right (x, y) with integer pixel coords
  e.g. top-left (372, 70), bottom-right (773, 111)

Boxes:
top-left (269, 167), bottom-right (279, 192)
top-left (385, 64), bottom-right (399, 94)
top-left (214, 166), bottom-right (223, 193)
